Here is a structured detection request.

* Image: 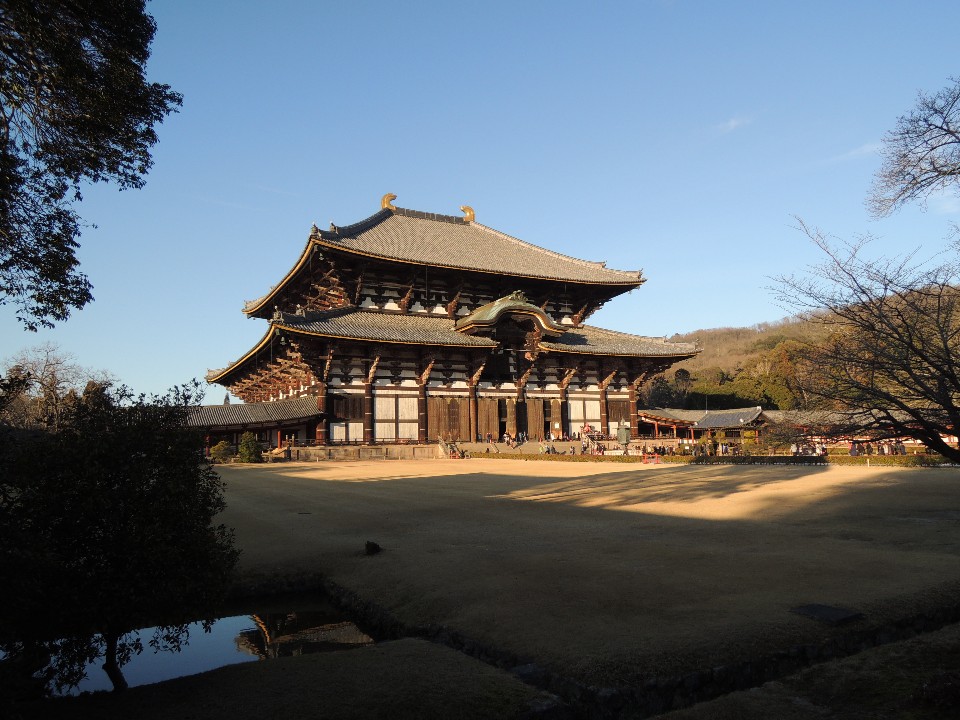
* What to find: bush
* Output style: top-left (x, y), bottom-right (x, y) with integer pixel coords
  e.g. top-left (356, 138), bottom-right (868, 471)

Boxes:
top-left (237, 432), bottom-right (263, 463)
top-left (209, 440), bottom-right (234, 464)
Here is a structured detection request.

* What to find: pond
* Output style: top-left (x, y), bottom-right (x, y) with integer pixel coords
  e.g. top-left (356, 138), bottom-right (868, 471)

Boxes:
top-left (59, 595), bottom-right (375, 695)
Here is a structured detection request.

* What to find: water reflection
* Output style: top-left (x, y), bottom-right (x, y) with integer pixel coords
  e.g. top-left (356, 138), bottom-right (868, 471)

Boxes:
top-left (63, 602), bottom-right (374, 695)
top-left (237, 611), bottom-right (373, 659)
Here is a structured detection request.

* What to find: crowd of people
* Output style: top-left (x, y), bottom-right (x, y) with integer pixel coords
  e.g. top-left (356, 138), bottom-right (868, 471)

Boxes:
top-left (848, 440), bottom-right (908, 456)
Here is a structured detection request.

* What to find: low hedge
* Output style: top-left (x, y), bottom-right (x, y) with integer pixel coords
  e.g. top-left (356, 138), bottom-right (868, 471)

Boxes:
top-left (825, 454), bottom-right (953, 467)
top-left (471, 453), bottom-right (954, 467)
top-left (470, 452), bottom-right (694, 464)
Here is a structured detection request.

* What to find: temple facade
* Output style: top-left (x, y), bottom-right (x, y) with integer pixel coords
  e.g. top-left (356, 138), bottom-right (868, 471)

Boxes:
top-left (205, 195), bottom-right (699, 445)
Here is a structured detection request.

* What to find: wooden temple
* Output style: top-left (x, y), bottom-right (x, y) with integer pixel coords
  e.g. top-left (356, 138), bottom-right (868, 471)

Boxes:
top-left (204, 195), bottom-right (699, 446)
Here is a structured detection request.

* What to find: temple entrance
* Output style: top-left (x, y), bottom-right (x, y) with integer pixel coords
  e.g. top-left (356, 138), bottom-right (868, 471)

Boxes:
top-left (478, 398), bottom-right (498, 442)
top-left (427, 397), bottom-right (470, 442)
top-left (525, 398), bottom-right (546, 440)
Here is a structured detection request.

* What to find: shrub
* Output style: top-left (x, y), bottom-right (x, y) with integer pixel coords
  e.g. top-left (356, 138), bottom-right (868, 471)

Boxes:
top-left (237, 432), bottom-right (263, 463)
top-left (209, 440), bottom-right (234, 464)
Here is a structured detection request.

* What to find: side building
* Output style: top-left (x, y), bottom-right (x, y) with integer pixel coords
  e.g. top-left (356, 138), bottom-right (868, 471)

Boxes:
top-left (203, 195), bottom-right (699, 446)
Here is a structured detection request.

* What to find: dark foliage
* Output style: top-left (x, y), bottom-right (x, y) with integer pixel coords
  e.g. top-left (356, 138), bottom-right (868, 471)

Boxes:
top-left (0, 381), bottom-right (238, 694)
top-left (0, 0), bottom-right (181, 329)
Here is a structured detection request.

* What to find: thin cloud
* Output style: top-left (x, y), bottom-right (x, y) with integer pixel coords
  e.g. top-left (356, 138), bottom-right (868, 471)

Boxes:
top-left (716, 116), bottom-right (753, 134)
top-left (828, 142), bottom-right (882, 163)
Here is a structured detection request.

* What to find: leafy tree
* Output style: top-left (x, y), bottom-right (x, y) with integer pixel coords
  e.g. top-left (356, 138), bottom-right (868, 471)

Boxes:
top-left (777, 221), bottom-right (960, 462)
top-left (869, 76), bottom-right (960, 217)
top-left (672, 368), bottom-right (692, 403)
top-left (645, 374), bottom-right (675, 407)
top-left (0, 381), bottom-right (238, 693)
top-left (0, 0), bottom-right (181, 330)
top-left (237, 431), bottom-right (264, 463)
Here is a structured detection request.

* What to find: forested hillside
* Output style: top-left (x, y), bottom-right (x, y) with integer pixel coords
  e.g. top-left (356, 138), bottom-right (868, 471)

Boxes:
top-left (641, 317), bottom-right (827, 410)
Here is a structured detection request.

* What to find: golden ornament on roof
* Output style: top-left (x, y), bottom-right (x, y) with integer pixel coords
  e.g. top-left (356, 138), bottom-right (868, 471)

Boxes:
top-left (460, 205), bottom-right (475, 222)
top-left (381, 193), bottom-right (397, 211)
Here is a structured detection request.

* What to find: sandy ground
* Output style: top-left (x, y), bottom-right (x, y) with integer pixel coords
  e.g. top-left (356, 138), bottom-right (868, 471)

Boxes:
top-left (14, 458), bottom-right (960, 719)
top-left (220, 459), bottom-right (960, 684)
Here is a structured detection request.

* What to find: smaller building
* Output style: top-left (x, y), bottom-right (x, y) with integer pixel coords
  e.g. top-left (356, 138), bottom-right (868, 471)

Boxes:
top-left (188, 396), bottom-right (322, 450)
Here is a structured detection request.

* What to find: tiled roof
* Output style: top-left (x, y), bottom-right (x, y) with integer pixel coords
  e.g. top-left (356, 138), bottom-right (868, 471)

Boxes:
top-left (188, 396), bottom-right (320, 428)
top-left (695, 407), bottom-right (764, 428)
top-left (278, 308), bottom-right (500, 347)
top-left (640, 406), bottom-right (764, 427)
top-left (243, 206), bottom-right (646, 314)
top-left (541, 325), bottom-right (699, 358)
top-left (316, 208), bottom-right (645, 285)
top-left (639, 408), bottom-right (703, 424)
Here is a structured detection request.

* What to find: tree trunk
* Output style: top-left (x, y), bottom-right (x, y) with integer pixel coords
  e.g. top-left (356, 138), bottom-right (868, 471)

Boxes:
top-left (102, 632), bottom-right (128, 692)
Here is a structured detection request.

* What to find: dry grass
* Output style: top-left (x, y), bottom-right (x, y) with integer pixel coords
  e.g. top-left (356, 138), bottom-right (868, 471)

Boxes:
top-left (15, 459), bottom-right (960, 719)
top-left (222, 460), bottom-right (960, 685)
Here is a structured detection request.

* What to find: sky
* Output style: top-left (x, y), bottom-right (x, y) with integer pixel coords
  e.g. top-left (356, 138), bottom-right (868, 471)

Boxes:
top-left (3, 0), bottom-right (960, 401)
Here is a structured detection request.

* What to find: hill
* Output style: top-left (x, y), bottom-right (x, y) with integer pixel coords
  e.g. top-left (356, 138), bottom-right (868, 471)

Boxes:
top-left (645, 316), bottom-right (827, 410)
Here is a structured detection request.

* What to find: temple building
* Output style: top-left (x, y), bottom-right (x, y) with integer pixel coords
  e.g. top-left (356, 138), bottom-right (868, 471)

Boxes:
top-left (203, 195), bottom-right (699, 446)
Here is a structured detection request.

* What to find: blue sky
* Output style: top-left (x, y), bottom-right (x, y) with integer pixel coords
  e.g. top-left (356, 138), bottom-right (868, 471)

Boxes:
top-left (3, 0), bottom-right (959, 400)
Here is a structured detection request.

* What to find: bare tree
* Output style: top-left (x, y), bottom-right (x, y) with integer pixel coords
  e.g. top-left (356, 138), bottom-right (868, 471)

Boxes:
top-left (1, 343), bottom-right (113, 429)
top-left (870, 77), bottom-right (960, 217)
top-left (777, 220), bottom-right (960, 462)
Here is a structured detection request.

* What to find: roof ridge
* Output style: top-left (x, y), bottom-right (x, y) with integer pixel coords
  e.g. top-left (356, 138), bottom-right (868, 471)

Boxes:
top-left (392, 206), bottom-right (467, 225)
top-left (319, 208), bottom-right (393, 237)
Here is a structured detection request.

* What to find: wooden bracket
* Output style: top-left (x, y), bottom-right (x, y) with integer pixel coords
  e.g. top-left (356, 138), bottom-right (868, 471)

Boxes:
top-left (558, 367), bottom-right (578, 390)
top-left (470, 359), bottom-right (487, 386)
top-left (446, 287), bottom-right (463, 319)
top-left (322, 345), bottom-right (336, 382)
top-left (599, 368), bottom-right (619, 390)
top-left (419, 356), bottom-right (436, 386)
top-left (366, 354), bottom-right (381, 384)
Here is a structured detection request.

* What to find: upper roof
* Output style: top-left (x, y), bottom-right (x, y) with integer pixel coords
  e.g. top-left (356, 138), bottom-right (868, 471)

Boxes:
top-left (244, 201), bottom-right (645, 314)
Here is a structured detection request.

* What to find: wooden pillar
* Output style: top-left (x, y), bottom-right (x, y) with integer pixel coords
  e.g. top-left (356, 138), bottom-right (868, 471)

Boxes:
top-left (417, 383), bottom-right (427, 443)
top-left (277, 428), bottom-right (282, 449)
top-left (599, 386), bottom-right (609, 436)
top-left (363, 381), bottom-right (374, 444)
top-left (653, 421), bottom-right (659, 439)
top-left (506, 398), bottom-right (517, 437)
top-left (468, 384), bottom-right (478, 442)
top-left (315, 383), bottom-right (328, 445)
top-left (558, 386), bottom-right (569, 437)
top-left (628, 384), bottom-right (639, 439)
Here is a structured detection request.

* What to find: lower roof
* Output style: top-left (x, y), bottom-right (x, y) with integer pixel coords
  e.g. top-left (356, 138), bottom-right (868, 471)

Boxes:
top-left (188, 396), bottom-right (320, 429)
top-left (207, 307), bottom-right (698, 384)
